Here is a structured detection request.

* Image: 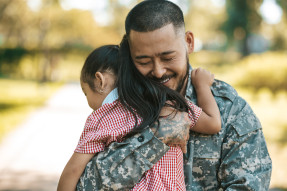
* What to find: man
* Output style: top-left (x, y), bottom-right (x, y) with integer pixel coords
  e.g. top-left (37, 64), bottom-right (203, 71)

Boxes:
top-left (78, 1), bottom-right (272, 190)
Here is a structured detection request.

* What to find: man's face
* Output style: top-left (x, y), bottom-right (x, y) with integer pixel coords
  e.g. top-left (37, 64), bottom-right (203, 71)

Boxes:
top-left (129, 24), bottom-right (194, 94)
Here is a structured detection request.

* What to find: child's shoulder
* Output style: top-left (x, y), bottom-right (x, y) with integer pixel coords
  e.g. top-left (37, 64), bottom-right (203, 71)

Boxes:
top-left (84, 100), bottom-right (138, 134)
top-left (89, 100), bottom-right (133, 122)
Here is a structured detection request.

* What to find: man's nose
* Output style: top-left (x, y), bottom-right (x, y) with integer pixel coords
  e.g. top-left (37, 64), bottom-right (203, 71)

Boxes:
top-left (151, 62), bottom-right (166, 79)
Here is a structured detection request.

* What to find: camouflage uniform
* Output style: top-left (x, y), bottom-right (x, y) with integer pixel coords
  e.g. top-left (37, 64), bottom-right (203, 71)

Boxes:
top-left (77, 68), bottom-right (272, 191)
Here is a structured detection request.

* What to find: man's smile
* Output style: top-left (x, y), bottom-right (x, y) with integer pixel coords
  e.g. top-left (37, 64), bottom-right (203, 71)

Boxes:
top-left (152, 74), bottom-right (175, 85)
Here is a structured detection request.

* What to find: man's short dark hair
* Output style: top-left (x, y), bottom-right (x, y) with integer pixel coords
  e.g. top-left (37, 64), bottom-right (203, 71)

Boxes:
top-left (125, 0), bottom-right (185, 36)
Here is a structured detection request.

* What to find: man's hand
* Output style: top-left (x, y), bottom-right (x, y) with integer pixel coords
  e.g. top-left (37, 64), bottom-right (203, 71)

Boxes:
top-left (150, 108), bottom-right (191, 153)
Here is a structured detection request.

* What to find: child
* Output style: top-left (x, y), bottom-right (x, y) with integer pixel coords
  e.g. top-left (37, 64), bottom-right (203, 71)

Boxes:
top-left (57, 44), bottom-right (221, 191)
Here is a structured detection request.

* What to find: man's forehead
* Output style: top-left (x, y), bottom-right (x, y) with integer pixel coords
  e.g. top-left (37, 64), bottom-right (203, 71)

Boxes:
top-left (128, 24), bottom-right (183, 41)
top-left (129, 30), bottom-right (185, 57)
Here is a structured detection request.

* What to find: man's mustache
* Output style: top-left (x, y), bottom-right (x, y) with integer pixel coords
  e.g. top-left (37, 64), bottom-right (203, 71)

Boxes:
top-left (150, 74), bottom-right (175, 82)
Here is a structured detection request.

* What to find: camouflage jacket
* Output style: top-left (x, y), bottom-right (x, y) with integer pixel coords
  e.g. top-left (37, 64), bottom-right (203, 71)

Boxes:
top-left (77, 68), bottom-right (272, 191)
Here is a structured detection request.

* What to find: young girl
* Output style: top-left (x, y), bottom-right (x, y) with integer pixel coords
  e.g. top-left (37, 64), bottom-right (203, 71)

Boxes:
top-left (57, 44), bottom-right (221, 191)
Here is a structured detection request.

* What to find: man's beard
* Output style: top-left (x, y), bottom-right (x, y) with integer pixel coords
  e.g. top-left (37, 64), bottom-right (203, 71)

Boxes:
top-left (175, 58), bottom-right (190, 94)
top-left (149, 55), bottom-right (190, 93)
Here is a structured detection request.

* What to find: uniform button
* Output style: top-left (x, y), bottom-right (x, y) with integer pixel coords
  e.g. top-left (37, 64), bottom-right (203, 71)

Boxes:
top-left (137, 135), bottom-right (144, 142)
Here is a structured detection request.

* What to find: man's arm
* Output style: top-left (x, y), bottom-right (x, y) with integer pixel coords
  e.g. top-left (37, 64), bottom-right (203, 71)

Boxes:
top-left (77, 111), bottom-right (191, 190)
top-left (219, 97), bottom-right (272, 190)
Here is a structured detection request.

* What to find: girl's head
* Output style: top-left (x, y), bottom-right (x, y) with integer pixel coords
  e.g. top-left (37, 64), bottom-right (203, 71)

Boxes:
top-left (80, 45), bottom-right (119, 110)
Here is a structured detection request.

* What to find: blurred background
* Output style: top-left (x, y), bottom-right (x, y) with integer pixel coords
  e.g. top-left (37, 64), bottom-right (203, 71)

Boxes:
top-left (0, 0), bottom-right (287, 190)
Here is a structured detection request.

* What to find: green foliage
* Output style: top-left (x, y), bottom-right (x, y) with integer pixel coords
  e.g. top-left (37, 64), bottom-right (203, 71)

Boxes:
top-left (0, 47), bottom-right (27, 64)
top-left (233, 52), bottom-right (287, 92)
top-left (189, 50), bottom-right (240, 71)
top-left (0, 49), bottom-right (90, 81)
top-left (0, 48), bottom-right (29, 77)
top-left (0, 0), bottom-right (121, 80)
top-left (221, 0), bottom-right (262, 56)
top-left (191, 51), bottom-right (287, 94)
top-left (276, 0), bottom-right (287, 14)
top-left (190, 50), bottom-right (287, 94)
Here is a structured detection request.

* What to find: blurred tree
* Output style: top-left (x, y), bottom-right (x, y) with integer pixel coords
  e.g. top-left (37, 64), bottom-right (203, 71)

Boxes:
top-left (221, 0), bottom-right (263, 56)
top-left (0, 0), bottom-right (34, 76)
top-left (0, 0), bottom-right (34, 48)
top-left (107, 0), bottom-right (129, 36)
top-left (185, 0), bottom-right (226, 51)
top-left (0, 0), bottom-right (120, 80)
top-left (106, 0), bottom-right (141, 37)
top-left (276, 0), bottom-right (287, 14)
top-left (273, 0), bottom-right (287, 50)
top-left (36, 0), bottom-right (119, 50)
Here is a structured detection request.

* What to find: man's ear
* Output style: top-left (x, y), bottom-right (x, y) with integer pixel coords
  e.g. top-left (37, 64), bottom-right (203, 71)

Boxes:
top-left (185, 31), bottom-right (194, 53)
top-left (95, 72), bottom-right (105, 89)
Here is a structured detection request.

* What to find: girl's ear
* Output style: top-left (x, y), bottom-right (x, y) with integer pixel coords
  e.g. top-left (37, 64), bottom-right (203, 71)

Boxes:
top-left (95, 72), bottom-right (105, 89)
top-left (185, 31), bottom-right (194, 53)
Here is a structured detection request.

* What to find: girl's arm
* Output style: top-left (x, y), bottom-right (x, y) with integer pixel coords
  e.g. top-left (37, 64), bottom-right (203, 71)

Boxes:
top-left (57, 152), bottom-right (94, 191)
top-left (191, 68), bottom-right (221, 134)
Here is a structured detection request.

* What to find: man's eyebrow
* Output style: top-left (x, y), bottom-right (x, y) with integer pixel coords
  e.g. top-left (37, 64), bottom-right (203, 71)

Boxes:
top-left (159, 51), bottom-right (175, 56)
top-left (135, 55), bottom-right (151, 59)
top-left (135, 51), bottom-right (175, 59)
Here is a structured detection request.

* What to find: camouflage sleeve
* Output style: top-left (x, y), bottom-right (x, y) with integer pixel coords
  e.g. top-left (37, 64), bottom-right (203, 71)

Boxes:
top-left (218, 96), bottom-right (272, 190)
top-left (76, 127), bottom-right (169, 191)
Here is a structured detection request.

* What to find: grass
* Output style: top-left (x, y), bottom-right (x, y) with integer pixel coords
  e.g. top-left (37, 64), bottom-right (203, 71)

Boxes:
top-left (0, 79), bottom-right (63, 141)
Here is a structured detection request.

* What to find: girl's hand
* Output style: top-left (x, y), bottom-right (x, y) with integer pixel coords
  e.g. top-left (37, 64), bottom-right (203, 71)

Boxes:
top-left (191, 68), bottom-right (214, 89)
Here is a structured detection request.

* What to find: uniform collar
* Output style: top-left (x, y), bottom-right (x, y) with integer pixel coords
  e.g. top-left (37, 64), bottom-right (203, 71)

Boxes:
top-left (185, 66), bottom-right (197, 101)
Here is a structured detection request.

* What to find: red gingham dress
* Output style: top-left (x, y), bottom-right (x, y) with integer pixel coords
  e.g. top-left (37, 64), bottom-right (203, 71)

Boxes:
top-left (75, 100), bottom-right (202, 191)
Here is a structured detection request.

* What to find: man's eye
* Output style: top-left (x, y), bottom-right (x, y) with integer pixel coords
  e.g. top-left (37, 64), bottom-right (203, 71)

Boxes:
top-left (138, 61), bottom-right (150, 65)
top-left (162, 57), bottom-right (173, 62)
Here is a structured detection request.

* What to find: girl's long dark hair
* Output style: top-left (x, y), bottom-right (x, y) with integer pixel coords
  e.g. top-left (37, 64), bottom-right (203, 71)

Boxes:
top-left (117, 35), bottom-right (190, 135)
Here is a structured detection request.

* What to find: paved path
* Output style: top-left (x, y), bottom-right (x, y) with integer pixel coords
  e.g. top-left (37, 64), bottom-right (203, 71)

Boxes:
top-left (0, 83), bottom-right (91, 191)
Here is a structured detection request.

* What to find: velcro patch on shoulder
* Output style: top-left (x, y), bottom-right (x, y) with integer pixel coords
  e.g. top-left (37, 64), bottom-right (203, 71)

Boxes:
top-left (231, 103), bottom-right (262, 136)
top-left (211, 80), bottom-right (238, 102)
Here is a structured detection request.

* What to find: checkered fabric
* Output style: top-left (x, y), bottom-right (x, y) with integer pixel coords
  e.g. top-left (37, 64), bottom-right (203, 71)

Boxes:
top-left (186, 100), bottom-right (202, 128)
top-left (75, 99), bottom-right (202, 191)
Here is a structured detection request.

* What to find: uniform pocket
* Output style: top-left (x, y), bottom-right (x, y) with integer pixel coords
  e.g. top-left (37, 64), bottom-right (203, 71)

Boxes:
top-left (192, 134), bottom-right (221, 159)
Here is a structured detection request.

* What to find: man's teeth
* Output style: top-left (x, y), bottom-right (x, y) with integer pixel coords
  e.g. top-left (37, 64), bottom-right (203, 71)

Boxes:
top-left (160, 78), bottom-right (170, 83)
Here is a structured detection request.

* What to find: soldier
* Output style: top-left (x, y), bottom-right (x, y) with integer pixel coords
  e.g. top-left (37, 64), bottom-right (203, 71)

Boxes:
top-left (77, 1), bottom-right (272, 190)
